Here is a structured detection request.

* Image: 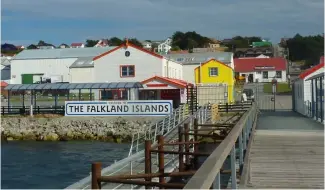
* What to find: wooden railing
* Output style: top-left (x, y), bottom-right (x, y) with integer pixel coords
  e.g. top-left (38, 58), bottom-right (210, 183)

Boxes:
top-left (183, 102), bottom-right (257, 189)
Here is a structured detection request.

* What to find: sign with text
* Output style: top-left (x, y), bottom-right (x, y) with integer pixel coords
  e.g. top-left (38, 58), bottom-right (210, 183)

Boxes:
top-left (254, 66), bottom-right (275, 70)
top-left (65, 100), bottom-right (173, 116)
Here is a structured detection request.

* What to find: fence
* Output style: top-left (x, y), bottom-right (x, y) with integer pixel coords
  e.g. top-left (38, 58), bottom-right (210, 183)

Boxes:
top-left (1, 106), bottom-right (65, 115)
top-left (89, 103), bottom-right (254, 189)
top-left (184, 102), bottom-right (257, 189)
top-left (196, 84), bottom-right (228, 106)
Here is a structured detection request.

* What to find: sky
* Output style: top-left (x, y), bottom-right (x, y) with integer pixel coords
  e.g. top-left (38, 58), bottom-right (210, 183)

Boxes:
top-left (1, 0), bottom-right (324, 46)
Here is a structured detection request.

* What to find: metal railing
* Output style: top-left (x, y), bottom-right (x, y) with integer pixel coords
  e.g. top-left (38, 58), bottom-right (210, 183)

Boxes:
top-left (1, 105), bottom-right (65, 115)
top-left (65, 104), bottom-right (211, 190)
top-left (183, 102), bottom-right (257, 189)
top-left (128, 104), bottom-right (190, 156)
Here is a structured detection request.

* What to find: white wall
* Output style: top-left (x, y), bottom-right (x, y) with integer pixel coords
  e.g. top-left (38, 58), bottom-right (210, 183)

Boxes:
top-left (162, 59), bottom-right (182, 79)
top-left (10, 58), bottom-right (76, 84)
top-left (70, 67), bottom-right (95, 83)
top-left (239, 70), bottom-right (287, 83)
top-left (294, 79), bottom-right (306, 115)
top-left (294, 67), bottom-right (324, 117)
top-left (94, 46), bottom-right (163, 83)
top-left (182, 64), bottom-right (198, 84)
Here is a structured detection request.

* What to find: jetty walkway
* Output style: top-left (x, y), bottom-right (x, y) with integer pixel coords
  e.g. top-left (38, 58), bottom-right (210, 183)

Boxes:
top-left (67, 87), bottom-right (324, 189)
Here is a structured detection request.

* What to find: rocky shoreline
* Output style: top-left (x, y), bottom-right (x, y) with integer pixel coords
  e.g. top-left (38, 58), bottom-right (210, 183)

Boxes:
top-left (1, 116), bottom-right (160, 143)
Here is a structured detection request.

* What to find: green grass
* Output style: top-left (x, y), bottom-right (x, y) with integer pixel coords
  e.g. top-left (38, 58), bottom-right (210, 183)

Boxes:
top-left (263, 83), bottom-right (292, 93)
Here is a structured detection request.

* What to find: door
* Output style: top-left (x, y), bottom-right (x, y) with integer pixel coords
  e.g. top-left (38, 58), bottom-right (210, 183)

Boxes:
top-left (21, 74), bottom-right (34, 84)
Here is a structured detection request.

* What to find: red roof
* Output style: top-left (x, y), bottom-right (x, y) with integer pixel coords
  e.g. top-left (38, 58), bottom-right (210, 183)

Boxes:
top-left (1, 81), bottom-right (8, 87)
top-left (234, 57), bottom-right (287, 72)
top-left (142, 76), bottom-right (193, 88)
top-left (93, 42), bottom-right (164, 61)
top-left (71, 43), bottom-right (83, 46)
top-left (299, 56), bottom-right (324, 79)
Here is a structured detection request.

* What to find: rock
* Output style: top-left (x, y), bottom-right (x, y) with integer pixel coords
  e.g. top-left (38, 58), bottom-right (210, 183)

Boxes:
top-left (1, 117), bottom-right (158, 142)
top-left (44, 133), bottom-right (59, 141)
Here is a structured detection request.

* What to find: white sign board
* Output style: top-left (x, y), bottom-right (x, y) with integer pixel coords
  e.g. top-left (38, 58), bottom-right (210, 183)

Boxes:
top-left (65, 100), bottom-right (173, 116)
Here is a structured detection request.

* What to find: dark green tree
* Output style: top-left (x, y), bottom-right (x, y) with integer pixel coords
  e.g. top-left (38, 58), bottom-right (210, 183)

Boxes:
top-left (171, 31), bottom-right (212, 50)
top-left (285, 33), bottom-right (324, 68)
top-left (109, 37), bottom-right (123, 46)
top-left (27, 44), bottom-right (38, 49)
top-left (85, 39), bottom-right (99, 47)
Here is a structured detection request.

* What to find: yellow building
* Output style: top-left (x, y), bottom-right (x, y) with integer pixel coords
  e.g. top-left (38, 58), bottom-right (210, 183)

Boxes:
top-left (194, 59), bottom-right (235, 103)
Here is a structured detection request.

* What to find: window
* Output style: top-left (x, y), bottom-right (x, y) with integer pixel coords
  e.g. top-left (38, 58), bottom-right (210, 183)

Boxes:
top-left (120, 65), bottom-right (135, 77)
top-left (209, 67), bottom-right (218, 77)
top-left (276, 71), bottom-right (282, 78)
top-left (262, 71), bottom-right (268, 79)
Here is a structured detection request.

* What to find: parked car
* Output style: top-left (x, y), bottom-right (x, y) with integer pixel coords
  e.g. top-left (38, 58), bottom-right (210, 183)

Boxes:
top-left (243, 89), bottom-right (255, 102)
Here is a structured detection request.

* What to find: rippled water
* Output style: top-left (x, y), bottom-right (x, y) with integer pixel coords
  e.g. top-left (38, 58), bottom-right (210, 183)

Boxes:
top-left (1, 141), bottom-right (130, 189)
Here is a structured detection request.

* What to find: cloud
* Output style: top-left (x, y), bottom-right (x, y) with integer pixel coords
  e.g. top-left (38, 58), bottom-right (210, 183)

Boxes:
top-left (2, 0), bottom-right (324, 43)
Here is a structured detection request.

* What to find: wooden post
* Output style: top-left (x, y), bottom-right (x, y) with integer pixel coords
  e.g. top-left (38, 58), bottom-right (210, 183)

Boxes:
top-left (145, 140), bottom-right (152, 189)
top-left (178, 126), bottom-right (184, 172)
top-left (91, 162), bottom-right (102, 189)
top-left (184, 123), bottom-right (190, 164)
top-left (193, 119), bottom-right (199, 169)
top-left (157, 135), bottom-right (166, 185)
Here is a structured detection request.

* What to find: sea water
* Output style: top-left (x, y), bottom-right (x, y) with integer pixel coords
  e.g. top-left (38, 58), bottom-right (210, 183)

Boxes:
top-left (1, 141), bottom-right (129, 189)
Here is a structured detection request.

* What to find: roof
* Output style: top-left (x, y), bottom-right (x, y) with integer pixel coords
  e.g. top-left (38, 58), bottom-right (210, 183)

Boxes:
top-left (234, 57), bottom-right (287, 72)
top-left (164, 52), bottom-right (233, 64)
top-left (5, 82), bottom-right (143, 91)
top-left (299, 57), bottom-right (324, 79)
top-left (13, 46), bottom-right (116, 60)
top-left (93, 42), bottom-right (163, 61)
top-left (305, 72), bottom-right (324, 81)
top-left (1, 57), bottom-right (11, 66)
top-left (1, 81), bottom-right (8, 87)
top-left (71, 43), bottom-right (84, 46)
top-left (142, 76), bottom-right (193, 88)
top-left (194, 58), bottom-right (233, 70)
top-left (69, 57), bottom-right (94, 68)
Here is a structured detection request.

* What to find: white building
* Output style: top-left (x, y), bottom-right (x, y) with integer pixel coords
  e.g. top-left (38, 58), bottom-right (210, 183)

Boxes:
top-left (94, 39), bottom-right (109, 47)
top-left (293, 58), bottom-right (324, 117)
top-left (1, 57), bottom-right (11, 83)
top-left (141, 41), bottom-right (152, 49)
top-left (10, 47), bottom-right (115, 84)
top-left (234, 57), bottom-right (287, 83)
top-left (70, 43), bottom-right (85, 48)
top-left (92, 42), bottom-right (187, 106)
top-left (165, 52), bottom-right (234, 84)
top-left (157, 38), bottom-right (172, 53)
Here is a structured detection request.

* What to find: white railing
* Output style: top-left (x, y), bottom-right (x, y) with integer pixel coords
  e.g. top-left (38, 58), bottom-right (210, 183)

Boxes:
top-left (128, 104), bottom-right (189, 157)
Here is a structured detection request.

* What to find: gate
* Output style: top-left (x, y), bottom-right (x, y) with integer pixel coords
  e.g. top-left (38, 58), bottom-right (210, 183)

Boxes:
top-left (254, 83), bottom-right (292, 112)
top-left (255, 83), bottom-right (276, 111)
top-left (187, 84), bottom-right (228, 113)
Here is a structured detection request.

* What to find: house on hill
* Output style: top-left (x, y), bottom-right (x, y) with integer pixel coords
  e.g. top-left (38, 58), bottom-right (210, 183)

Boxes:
top-left (70, 43), bottom-right (84, 48)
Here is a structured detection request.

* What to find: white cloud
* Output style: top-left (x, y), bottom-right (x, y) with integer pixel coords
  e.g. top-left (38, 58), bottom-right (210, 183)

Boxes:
top-left (2, 0), bottom-right (324, 43)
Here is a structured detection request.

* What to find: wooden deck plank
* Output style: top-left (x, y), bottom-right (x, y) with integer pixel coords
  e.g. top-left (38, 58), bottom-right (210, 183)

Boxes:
top-left (244, 129), bottom-right (324, 189)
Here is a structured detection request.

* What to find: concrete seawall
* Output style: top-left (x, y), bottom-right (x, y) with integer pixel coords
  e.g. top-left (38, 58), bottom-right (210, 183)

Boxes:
top-left (1, 116), bottom-right (163, 142)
